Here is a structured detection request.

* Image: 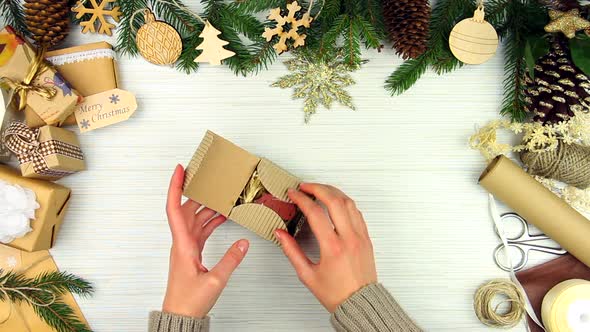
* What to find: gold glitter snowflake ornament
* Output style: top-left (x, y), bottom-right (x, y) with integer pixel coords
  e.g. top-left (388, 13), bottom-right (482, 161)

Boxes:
top-left (262, 1), bottom-right (312, 54)
top-left (272, 51), bottom-right (356, 123)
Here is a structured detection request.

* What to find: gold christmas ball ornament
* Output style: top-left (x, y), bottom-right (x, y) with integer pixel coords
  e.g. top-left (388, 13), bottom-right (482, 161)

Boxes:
top-left (449, 7), bottom-right (499, 65)
top-left (136, 9), bottom-right (182, 65)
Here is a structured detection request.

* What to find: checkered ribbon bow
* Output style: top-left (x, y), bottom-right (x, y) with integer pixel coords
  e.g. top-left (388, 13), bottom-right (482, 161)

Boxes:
top-left (2, 122), bottom-right (83, 178)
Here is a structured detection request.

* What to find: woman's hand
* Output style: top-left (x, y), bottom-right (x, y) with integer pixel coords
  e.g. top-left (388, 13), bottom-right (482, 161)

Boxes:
top-left (163, 165), bottom-right (249, 318)
top-left (275, 183), bottom-right (377, 313)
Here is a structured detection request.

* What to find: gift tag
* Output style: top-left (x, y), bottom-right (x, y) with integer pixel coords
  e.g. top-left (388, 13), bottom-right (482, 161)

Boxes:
top-left (74, 88), bottom-right (137, 133)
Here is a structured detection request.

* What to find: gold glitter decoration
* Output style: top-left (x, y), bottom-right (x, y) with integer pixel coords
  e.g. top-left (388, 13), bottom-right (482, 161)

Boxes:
top-left (544, 9), bottom-right (590, 39)
top-left (469, 110), bottom-right (590, 161)
top-left (272, 50), bottom-right (356, 123)
top-left (262, 1), bottom-right (312, 54)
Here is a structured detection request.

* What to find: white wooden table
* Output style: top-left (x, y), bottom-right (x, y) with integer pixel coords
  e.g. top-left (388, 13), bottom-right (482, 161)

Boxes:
top-left (26, 24), bottom-right (548, 332)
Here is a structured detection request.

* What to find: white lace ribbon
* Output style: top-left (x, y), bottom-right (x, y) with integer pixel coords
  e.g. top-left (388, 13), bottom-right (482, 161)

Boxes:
top-left (489, 194), bottom-right (546, 331)
top-left (46, 48), bottom-right (116, 66)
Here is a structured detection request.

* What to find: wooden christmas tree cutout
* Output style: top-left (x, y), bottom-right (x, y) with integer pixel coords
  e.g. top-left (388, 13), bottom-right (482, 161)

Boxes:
top-left (194, 21), bottom-right (235, 65)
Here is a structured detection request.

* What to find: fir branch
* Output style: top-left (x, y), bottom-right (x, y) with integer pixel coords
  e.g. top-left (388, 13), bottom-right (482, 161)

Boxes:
top-left (355, 16), bottom-right (381, 49)
top-left (384, 54), bottom-right (430, 95)
top-left (150, 0), bottom-right (203, 36)
top-left (177, 36), bottom-right (201, 74)
top-left (115, 0), bottom-right (149, 56)
top-left (499, 0), bottom-right (548, 122)
top-left (0, 269), bottom-right (94, 332)
top-left (233, 0), bottom-right (284, 14)
top-left (343, 16), bottom-right (362, 66)
top-left (0, 0), bottom-right (28, 37)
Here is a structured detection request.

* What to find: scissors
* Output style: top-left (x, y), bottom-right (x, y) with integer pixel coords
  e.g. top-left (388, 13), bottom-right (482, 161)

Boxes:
top-left (493, 213), bottom-right (567, 272)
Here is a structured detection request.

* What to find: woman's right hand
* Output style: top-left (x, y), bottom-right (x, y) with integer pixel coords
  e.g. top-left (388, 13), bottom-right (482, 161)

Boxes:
top-left (275, 183), bottom-right (378, 313)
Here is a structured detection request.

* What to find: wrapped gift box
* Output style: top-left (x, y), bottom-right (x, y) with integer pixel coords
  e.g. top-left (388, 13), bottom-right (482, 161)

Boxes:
top-left (183, 131), bottom-right (306, 244)
top-left (0, 165), bottom-right (71, 251)
top-left (3, 122), bottom-right (85, 180)
top-left (0, 244), bottom-right (89, 331)
top-left (0, 88), bottom-right (20, 162)
top-left (0, 26), bottom-right (81, 128)
top-left (46, 42), bottom-right (119, 126)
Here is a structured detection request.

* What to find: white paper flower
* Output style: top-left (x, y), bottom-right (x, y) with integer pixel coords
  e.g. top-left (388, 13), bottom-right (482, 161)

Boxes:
top-left (0, 180), bottom-right (39, 244)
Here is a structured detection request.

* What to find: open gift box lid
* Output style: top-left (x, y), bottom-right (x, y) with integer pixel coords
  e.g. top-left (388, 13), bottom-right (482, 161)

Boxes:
top-left (183, 131), bottom-right (303, 243)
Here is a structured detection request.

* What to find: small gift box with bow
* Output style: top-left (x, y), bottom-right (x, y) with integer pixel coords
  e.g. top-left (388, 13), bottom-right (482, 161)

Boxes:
top-left (0, 165), bottom-right (71, 252)
top-left (0, 26), bottom-right (81, 128)
top-left (3, 122), bottom-right (85, 181)
top-left (183, 131), bottom-right (306, 244)
top-left (0, 244), bottom-right (90, 332)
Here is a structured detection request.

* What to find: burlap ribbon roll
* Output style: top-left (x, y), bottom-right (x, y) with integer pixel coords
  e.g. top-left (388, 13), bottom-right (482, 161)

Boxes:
top-left (0, 50), bottom-right (56, 111)
top-left (2, 122), bottom-right (83, 178)
top-left (521, 141), bottom-right (590, 189)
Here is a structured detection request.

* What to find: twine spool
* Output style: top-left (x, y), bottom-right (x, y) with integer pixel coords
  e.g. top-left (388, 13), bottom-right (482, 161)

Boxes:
top-left (474, 279), bottom-right (526, 328)
top-left (521, 141), bottom-right (590, 189)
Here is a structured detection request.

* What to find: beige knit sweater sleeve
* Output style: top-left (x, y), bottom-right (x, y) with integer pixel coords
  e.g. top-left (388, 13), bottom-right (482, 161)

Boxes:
top-left (149, 283), bottom-right (422, 332)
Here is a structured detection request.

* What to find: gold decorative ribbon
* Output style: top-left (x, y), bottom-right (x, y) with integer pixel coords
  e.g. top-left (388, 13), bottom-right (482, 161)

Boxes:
top-left (0, 50), bottom-right (56, 111)
top-left (0, 253), bottom-right (55, 332)
top-left (2, 122), bottom-right (83, 178)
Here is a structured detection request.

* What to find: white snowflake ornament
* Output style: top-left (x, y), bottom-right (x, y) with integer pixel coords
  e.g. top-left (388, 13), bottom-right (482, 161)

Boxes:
top-left (0, 180), bottom-right (39, 244)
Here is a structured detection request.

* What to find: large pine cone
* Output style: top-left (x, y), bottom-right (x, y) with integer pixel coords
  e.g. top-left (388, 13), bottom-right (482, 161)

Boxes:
top-left (24, 0), bottom-right (70, 48)
top-left (383, 0), bottom-right (431, 60)
top-left (524, 38), bottom-right (590, 124)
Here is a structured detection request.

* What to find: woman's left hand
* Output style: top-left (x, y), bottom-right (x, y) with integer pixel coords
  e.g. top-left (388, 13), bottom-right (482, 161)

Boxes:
top-left (162, 165), bottom-right (250, 318)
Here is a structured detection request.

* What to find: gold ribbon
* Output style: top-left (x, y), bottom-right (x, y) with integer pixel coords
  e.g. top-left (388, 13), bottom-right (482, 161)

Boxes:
top-left (0, 50), bottom-right (56, 111)
top-left (0, 254), bottom-right (56, 332)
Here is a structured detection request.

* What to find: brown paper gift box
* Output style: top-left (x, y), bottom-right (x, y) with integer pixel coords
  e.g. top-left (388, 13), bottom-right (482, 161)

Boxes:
top-left (0, 244), bottom-right (89, 332)
top-left (46, 42), bottom-right (120, 126)
top-left (0, 165), bottom-right (71, 252)
top-left (0, 27), bottom-right (81, 128)
top-left (0, 88), bottom-right (20, 162)
top-left (4, 123), bottom-right (86, 181)
top-left (183, 131), bottom-right (306, 244)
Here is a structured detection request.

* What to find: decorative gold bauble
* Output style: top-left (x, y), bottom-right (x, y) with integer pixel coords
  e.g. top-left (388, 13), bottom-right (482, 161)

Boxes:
top-left (449, 7), bottom-right (499, 65)
top-left (136, 9), bottom-right (182, 65)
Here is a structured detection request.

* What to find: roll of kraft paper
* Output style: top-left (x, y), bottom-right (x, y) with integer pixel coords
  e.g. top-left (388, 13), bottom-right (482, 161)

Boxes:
top-left (479, 155), bottom-right (590, 268)
top-left (541, 279), bottom-right (590, 332)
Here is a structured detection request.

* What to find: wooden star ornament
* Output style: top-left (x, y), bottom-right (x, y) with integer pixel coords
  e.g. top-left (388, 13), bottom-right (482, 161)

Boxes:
top-left (544, 9), bottom-right (590, 39)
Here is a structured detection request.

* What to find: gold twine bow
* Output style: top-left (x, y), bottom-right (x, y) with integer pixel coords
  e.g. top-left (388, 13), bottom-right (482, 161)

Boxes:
top-left (0, 254), bottom-right (56, 332)
top-left (0, 50), bottom-right (56, 111)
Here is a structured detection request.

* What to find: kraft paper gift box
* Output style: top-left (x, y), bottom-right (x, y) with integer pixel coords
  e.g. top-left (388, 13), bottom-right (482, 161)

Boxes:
top-left (0, 26), bottom-right (81, 128)
top-left (0, 165), bottom-right (71, 252)
top-left (183, 131), bottom-right (306, 244)
top-left (46, 42), bottom-right (120, 126)
top-left (3, 122), bottom-right (85, 181)
top-left (0, 244), bottom-right (89, 332)
top-left (0, 87), bottom-right (20, 162)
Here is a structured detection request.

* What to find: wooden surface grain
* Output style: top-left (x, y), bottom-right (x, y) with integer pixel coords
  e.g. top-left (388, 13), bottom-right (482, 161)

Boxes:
top-left (11, 22), bottom-right (549, 332)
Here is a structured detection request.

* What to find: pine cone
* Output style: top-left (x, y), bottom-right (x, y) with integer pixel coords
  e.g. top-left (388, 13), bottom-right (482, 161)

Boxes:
top-left (524, 38), bottom-right (590, 124)
top-left (383, 0), bottom-right (431, 60)
top-left (24, 0), bottom-right (70, 48)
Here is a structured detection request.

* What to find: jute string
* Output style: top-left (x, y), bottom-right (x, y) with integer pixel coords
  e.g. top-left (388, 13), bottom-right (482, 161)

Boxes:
top-left (521, 141), bottom-right (590, 189)
top-left (474, 279), bottom-right (526, 328)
